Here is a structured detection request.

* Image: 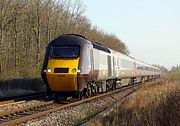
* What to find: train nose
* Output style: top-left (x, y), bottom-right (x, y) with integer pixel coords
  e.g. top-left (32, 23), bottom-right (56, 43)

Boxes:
top-left (46, 71), bottom-right (77, 91)
top-left (46, 59), bottom-right (79, 92)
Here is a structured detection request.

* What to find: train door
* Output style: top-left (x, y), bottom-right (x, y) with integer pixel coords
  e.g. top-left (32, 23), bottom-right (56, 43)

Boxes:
top-left (113, 56), bottom-right (117, 77)
top-left (90, 48), bottom-right (94, 79)
top-left (107, 55), bottom-right (112, 77)
top-left (116, 56), bottom-right (119, 77)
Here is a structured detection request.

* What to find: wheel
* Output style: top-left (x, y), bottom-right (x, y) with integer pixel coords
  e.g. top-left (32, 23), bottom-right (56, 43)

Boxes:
top-left (85, 85), bottom-right (92, 98)
top-left (91, 84), bottom-right (97, 96)
top-left (100, 83), bottom-right (104, 93)
top-left (53, 93), bottom-right (59, 101)
top-left (78, 91), bottom-right (84, 100)
top-left (112, 80), bottom-right (117, 90)
top-left (97, 85), bottom-right (100, 93)
top-left (106, 84), bottom-right (110, 92)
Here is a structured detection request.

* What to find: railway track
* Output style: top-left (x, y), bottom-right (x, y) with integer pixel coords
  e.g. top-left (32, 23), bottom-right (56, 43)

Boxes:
top-left (0, 83), bottom-right (141, 126)
top-left (0, 92), bottom-right (47, 102)
top-left (0, 92), bottom-right (48, 107)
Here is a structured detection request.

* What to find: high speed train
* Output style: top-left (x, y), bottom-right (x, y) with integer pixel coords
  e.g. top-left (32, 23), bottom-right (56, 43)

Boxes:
top-left (41, 34), bottom-right (161, 99)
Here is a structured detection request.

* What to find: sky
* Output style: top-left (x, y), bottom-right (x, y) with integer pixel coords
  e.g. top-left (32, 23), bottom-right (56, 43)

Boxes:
top-left (82, 0), bottom-right (180, 69)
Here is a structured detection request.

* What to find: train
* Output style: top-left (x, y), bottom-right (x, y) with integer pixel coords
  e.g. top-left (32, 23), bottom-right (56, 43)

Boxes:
top-left (41, 34), bottom-right (161, 99)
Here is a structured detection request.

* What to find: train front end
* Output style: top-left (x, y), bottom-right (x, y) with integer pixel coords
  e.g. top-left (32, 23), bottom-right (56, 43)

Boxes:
top-left (45, 45), bottom-right (80, 93)
top-left (41, 34), bottom-right (92, 97)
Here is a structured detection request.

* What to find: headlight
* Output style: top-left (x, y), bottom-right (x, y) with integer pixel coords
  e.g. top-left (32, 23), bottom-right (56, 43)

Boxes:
top-left (77, 68), bottom-right (82, 73)
top-left (43, 69), bottom-right (47, 72)
top-left (72, 68), bottom-right (77, 73)
top-left (47, 68), bottom-right (51, 72)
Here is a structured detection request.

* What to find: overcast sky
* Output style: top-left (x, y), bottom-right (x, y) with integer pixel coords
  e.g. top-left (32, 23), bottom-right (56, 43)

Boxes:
top-left (83, 0), bottom-right (180, 69)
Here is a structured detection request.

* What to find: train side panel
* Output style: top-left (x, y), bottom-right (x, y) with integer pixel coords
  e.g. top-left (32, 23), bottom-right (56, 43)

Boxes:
top-left (93, 48), bottom-right (112, 81)
top-left (135, 60), bottom-right (145, 77)
top-left (118, 53), bottom-right (134, 79)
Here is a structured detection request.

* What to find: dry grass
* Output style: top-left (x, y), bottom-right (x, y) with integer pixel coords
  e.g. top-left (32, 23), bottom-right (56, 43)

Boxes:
top-left (166, 71), bottom-right (180, 82)
top-left (89, 75), bottom-right (180, 126)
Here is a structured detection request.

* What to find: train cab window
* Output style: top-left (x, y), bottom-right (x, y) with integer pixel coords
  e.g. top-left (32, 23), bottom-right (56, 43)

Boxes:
top-left (50, 45), bottom-right (80, 58)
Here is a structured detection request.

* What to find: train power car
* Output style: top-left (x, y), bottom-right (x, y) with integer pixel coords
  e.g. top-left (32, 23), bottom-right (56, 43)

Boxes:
top-left (41, 34), bottom-right (161, 99)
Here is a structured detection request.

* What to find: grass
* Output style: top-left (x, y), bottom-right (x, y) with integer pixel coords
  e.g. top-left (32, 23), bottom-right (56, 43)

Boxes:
top-left (166, 70), bottom-right (180, 82)
top-left (88, 73), bottom-right (180, 126)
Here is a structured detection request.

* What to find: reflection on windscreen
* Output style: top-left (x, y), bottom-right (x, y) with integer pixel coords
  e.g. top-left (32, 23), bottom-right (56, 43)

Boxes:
top-left (50, 46), bottom-right (80, 58)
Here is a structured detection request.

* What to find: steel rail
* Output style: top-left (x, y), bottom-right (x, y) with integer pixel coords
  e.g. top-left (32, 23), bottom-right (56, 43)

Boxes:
top-left (0, 84), bottom-right (140, 126)
top-left (0, 100), bottom-right (26, 107)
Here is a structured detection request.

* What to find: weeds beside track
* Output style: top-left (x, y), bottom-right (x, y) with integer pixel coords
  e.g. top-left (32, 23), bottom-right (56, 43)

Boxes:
top-left (88, 78), bottom-right (179, 126)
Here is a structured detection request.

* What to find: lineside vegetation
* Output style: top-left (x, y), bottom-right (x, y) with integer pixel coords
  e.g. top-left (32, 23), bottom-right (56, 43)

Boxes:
top-left (90, 73), bottom-right (180, 126)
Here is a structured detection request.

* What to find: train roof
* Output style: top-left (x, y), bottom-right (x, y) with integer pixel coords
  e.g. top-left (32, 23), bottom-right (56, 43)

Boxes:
top-left (49, 34), bottom-right (91, 45)
top-left (50, 34), bottom-right (111, 53)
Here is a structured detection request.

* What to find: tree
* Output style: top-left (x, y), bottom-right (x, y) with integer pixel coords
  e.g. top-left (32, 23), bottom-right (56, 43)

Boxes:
top-left (0, 0), bottom-right (129, 80)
